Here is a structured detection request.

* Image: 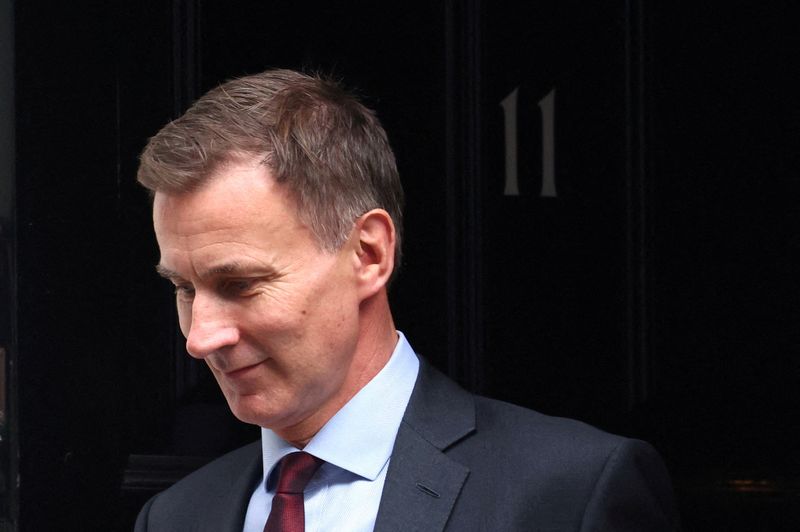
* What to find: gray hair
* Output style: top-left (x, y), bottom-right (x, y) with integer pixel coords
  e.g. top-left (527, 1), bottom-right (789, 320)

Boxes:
top-left (138, 69), bottom-right (404, 273)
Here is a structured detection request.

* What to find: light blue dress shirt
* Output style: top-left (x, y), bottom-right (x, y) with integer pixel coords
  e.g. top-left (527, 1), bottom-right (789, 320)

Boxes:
top-left (242, 331), bottom-right (420, 532)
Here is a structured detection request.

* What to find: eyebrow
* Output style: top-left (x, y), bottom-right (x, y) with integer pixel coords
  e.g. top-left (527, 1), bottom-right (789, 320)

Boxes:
top-left (155, 262), bottom-right (274, 280)
top-left (155, 264), bottom-right (182, 280)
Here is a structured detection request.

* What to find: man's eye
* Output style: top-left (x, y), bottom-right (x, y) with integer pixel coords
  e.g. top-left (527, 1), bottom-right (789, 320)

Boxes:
top-left (174, 285), bottom-right (195, 299)
top-left (226, 279), bottom-right (256, 294)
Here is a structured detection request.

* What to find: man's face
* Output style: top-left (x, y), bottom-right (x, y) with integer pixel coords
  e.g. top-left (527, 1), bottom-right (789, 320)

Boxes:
top-left (153, 160), bottom-right (363, 435)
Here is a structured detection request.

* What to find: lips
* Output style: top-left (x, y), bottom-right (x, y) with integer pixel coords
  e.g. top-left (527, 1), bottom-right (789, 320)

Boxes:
top-left (221, 360), bottom-right (263, 378)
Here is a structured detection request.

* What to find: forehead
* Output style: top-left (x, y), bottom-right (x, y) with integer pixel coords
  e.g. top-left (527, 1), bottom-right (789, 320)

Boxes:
top-left (152, 162), bottom-right (318, 274)
top-left (153, 162), bottom-right (296, 232)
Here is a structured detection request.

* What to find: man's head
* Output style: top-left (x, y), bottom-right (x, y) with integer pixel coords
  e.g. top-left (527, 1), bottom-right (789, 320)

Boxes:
top-left (142, 70), bottom-right (403, 446)
top-left (138, 69), bottom-right (404, 270)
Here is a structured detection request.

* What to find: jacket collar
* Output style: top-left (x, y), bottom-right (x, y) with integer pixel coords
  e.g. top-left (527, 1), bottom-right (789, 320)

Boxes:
top-left (374, 358), bottom-right (476, 532)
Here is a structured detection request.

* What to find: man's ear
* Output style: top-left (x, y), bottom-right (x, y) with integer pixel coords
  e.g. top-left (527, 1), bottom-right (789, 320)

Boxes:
top-left (353, 209), bottom-right (395, 300)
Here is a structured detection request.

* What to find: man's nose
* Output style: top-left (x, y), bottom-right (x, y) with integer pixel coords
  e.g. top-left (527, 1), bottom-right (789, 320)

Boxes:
top-left (184, 296), bottom-right (240, 358)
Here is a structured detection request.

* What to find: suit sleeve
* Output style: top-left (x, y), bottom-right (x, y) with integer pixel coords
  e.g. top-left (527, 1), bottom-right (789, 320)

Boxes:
top-left (134, 494), bottom-right (157, 532)
top-left (579, 439), bottom-right (680, 532)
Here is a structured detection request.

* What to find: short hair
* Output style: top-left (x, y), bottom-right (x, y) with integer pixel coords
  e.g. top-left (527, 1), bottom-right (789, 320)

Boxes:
top-left (138, 69), bottom-right (404, 273)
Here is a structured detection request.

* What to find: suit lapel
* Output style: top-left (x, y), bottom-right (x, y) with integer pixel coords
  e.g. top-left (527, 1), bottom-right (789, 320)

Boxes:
top-left (199, 441), bottom-right (262, 532)
top-left (374, 359), bottom-right (476, 532)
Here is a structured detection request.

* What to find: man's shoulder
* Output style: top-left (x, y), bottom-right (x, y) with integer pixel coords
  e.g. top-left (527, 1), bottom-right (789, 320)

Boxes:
top-left (413, 358), bottom-right (660, 470)
top-left (447, 396), bottom-right (678, 530)
top-left (135, 441), bottom-right (261, 531)
top-left (399, 364), bottom-right (679, 529)
top-left (412, 358), bottom-right (630, 455)
top-left (465, 393), bottom-right (666, 476)
top-left (473, 394), bottom-right (627, 450)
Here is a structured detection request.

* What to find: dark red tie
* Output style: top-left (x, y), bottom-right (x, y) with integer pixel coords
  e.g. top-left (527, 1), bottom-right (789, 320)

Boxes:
top-left (264, 452), bottom-right (324, 532)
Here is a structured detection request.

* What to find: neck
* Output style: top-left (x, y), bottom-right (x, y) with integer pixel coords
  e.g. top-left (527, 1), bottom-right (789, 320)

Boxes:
top-left (277, 290), bottom-right (397, 448)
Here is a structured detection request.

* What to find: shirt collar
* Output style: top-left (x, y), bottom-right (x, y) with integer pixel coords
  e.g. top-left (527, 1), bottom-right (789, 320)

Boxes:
top-left (260, 331), bottom-right (420, 483)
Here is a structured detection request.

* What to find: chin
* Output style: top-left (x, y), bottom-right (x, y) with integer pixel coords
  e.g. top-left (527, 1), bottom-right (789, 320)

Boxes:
top-left (226, 394), bottom-right (287, 429)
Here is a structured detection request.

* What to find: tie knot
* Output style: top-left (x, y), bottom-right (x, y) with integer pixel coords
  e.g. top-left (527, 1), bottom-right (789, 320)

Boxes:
top-left (275, 452), bottom-right (324, 495)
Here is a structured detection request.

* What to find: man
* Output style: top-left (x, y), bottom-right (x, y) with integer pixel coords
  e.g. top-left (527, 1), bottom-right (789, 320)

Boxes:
top-left (135, 69), bottom-right (679, 531)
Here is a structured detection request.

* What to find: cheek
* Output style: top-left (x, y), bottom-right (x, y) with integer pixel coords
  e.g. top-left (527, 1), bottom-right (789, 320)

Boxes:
top-left (177, 302), bottom-right (192, 337)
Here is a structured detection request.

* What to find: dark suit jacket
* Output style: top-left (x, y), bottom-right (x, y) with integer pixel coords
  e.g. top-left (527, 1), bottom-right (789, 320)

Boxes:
top-left (135, 359), bottom-right (679, 531)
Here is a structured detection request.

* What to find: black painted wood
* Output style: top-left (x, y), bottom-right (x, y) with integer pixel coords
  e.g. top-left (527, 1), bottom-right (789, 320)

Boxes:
top-left (479, 1), bottom-right (633, 429)
top-left (445, 0), bottom-right (485, 392)
top-left (646, 3), bottom-right (800, 529)
top-left (14, 2), bottom-right (176, 530)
